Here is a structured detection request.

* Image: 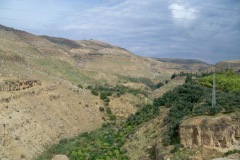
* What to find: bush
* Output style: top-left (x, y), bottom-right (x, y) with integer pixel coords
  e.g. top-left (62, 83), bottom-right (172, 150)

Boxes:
top-left (109, 114), bottom-right (117, 121)
top-left (185, 73), bottom-right (193, 83)
top-left (99, 107), bottom-right (105, 112)
top-left (104, 98), bottom-right (110, 103)
top-left (100, 93), bottom-right (108, 100)
top-left (155, 82), bottom-right (164, 89)
top-left (171, 73), bottom-right (177, 79)
top-left (208, 106), bottom-right (222, 115)
top-left (106, 107), bottom-right (112, 115)
top-left (77, 84), bottom-right (83, 89)
top-left (224, 149), bottom-right (240, 156)
top-left (91, 90), bottom-right (98, 96)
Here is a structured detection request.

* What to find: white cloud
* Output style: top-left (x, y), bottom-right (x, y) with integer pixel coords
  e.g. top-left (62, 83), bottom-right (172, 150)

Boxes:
top-left (1, 0), bottom-right (239, 63)
top-left (169, 3), bottom-right (198, 26)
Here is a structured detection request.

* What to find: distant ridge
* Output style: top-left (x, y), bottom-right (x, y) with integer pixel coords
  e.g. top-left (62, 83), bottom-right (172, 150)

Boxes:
top-left (154, 58), bottom-right (209, 65)
top-left (153, 58), bottom-right (211, 71)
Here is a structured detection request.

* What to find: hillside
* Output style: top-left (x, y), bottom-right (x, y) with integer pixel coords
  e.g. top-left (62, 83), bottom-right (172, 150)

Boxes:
top-left (124, 72), bottom-right (240, 160)
top-left (37, 71), bottom-right (240, 160)
top-left (0, 24), bottom-right (200, 159)
top-left (2, 24), bottom-right (236, 160)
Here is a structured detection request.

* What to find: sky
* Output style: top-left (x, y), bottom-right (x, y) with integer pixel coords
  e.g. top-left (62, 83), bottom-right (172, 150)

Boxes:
top-left (0, 0), bottom-right (240, 64)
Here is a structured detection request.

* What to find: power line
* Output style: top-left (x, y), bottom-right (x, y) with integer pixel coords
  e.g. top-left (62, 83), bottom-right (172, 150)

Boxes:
top-left (169, 8), bottom-right (240, 20)
top-left (212, 70), bottom-right (216, 107)
top-left (171, 16), bottom-right (237, 27)
top-left (106, 0), bottom-right (240, 12)
top-left (0, 7), bottom-right (239, 28)
top-left (171, 1), bottom-right (240, 12)
top-left (1, 3), bottom-right (240, 21)
top-left (1, 16), bottom-right (239, 36)
top-left (0, 1), bottom-right (239, 38)
top-left (4, 0), bottom-right (240, 12)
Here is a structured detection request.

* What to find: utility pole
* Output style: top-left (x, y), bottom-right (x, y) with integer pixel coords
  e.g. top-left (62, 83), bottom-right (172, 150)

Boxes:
top-left (212, 69), bottom-right (216, 107)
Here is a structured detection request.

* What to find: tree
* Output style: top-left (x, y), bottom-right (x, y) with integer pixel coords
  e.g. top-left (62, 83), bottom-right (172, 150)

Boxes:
top-left (171, 73), bottom-right (177, 79)
top-left (185, 74), bottom-right (193, 83)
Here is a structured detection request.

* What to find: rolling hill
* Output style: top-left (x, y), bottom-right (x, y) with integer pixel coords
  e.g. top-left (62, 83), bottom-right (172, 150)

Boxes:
top-left (0, 24), bottom-right (174, 159)
top-left (0, 24), bottom-right (221, 160)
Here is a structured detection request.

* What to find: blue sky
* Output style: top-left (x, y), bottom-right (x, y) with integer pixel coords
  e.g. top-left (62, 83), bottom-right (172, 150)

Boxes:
top-left (0, 0), bottom-right (240, 63)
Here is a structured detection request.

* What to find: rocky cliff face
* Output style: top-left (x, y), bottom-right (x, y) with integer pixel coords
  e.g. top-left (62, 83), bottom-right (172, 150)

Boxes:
top-left (180, 115), bottom-right (240, 151)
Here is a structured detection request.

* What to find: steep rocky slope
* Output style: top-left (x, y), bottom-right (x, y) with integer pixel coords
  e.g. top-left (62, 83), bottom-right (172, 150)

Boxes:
top-left (180, 114), bottom-right (240, 159)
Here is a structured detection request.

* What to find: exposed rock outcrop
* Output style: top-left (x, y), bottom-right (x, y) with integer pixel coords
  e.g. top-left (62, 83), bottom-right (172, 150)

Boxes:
top-left (0, 80), bottom-right (41, 92)
top-left (180, 115), bottom-right (240, 152)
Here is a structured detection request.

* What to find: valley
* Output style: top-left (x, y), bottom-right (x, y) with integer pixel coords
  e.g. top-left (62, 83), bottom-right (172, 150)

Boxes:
top-left (0, 24), bottom-right (240, 160)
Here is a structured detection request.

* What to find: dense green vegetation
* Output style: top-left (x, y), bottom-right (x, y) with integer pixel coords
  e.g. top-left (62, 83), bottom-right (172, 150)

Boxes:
top-left (37, 123), bottom-right (128, 160)
top-left (154, 71), bottom-right (240, 145)
top-left (154, 83), bottom-right (206, 145)
top-left (198, 70), bottom-right (240, 92)
top-left (120, 76), bottom-right (167, 90)
top-left (193, 90), bottom-right (240, 115)
top-left (38, 70), bottom-right (240, 159)
top-left (88, 84), bottom-right (148, 98)
top-left (37, 103), bottom-right (162, 160)
top-left (37, 91), bottom-right (162, 160)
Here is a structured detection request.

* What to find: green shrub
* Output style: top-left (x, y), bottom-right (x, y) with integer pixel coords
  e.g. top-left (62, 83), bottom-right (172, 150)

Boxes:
top-left (224, 149), bottom-right (240, 156)
top-left (99, 107), bottom-right (105, 112)
top-left (198, 70), bottom-right (240, 92)
top-left (91, 90), bottom-right (98, 96)
top-left (109, 114), bottom-right (117, 121)
top-left (77, 84), bottom-right (83, 89)
top-left (106, 107), bottom-right (112, 115)
top-left (104, 98), bottom-right (110, 103)
top-left (155, 82), bottom-right (164, 88)
top-left (171, 73), bottom-right (177, 79)
top-left (185, 73), bottom-right (193, 83)
top-left (100, 93), bottom-right (108, 100)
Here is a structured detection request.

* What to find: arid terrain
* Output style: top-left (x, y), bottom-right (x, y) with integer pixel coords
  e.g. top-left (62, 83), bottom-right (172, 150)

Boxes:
top-left (1, 24), bottom-right (239, 160)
